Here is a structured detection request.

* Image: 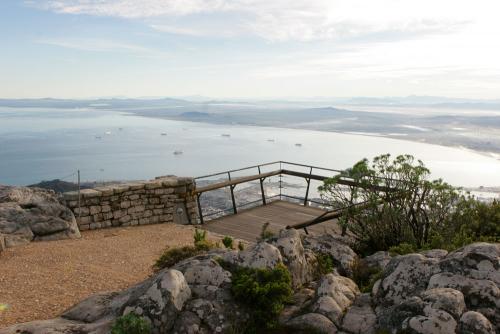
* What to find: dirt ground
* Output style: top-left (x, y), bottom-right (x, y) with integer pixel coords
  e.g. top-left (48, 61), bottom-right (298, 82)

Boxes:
top-left (0, 224), bottom-right (205, 327)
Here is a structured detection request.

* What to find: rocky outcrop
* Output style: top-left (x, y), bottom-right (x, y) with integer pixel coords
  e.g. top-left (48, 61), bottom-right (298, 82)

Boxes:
top-left (0, 185), bottom-right (80, 248)
top-left (1, 228), bottom-right (498, 334)
top-left (303, 233), bottom-right (358, 277)
top-left (374, 242), bottom-right (500, 333)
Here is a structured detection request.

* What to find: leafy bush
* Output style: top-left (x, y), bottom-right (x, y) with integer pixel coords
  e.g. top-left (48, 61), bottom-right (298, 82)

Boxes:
top-left (388, 242), bottom-right (418, 256)
top-left (222, 236), bottom-right (234, 249)
top-left (315, 252), bottom-right (334, 277)
top-left (238, 241), bottom-right (245, 251)
top-left (259, 222), bottom-right (275, 241)
top-left (319, 154), bottom-right (499, 255)
top-left (230, 263), bottom-right (292, 331)
top-left (153, 245), bottom-right (200, 271)
top-left (111, 313), bottom-right (151, 334)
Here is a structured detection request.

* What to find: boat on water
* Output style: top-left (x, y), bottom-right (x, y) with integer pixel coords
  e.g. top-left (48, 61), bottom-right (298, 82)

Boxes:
top-left (173, 150), bottom-right (183, 155)
top-left (161, 132), bottom-right (167, 136)
top-left (295, 143), bottom-right (302, 147)
top-left (267, 139), bottom-right (275, 142)
top-left (221, 134), bottom-right (231, 137)
top-left (95, 136), bottom-right (102, 139)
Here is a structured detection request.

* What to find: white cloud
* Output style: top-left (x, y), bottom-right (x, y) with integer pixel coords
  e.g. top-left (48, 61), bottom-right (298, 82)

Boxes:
top-left (38, 0), bottom-right (497, 42)
top-left (37, 38), bottom-right (169, 58)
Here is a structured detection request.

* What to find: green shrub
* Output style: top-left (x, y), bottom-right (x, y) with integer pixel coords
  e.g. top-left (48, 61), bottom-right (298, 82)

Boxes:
top-left (111, 313), bottom-right (151, 334)
top-left (352, 259), bottom-right (384, 293)
top-left (238, 241), bottom-right (245, 251)
top-left (194, 228), bottom-right (207, 244)
top-left (230, 263), bottom-right (292, 331)
top-left (153, 245), bottom-right (200, 271)
top-left (388, 242), bottom-right (417, 256)
top-left (315, 252), bottom-right (334, 277)
top-left (259, 222), bottom-right (275, 241)
top-left (222, 236), bottom-right (234, 249)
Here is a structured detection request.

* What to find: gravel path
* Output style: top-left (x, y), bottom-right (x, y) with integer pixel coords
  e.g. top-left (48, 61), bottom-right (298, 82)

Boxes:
top-left (0, 224), bottom-right (202, 327)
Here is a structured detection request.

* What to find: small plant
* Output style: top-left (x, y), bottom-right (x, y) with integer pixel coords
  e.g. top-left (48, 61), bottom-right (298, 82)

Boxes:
top-left (259, 222), bottom-right (275, 240)
top-left (222, 235), bottom-right (234, 249)
top-left (238, 241), bottom-right (245, 251)
top-left (231, 263), bottom-right (292, 331)
top-left (388, 242), bottom-right (417, 256)
top-left (194, 228), bottom-right (207, 244)
top-left (153, 245), bottom-right (199, 271)
top-left (315, 252), bottom-right (334, 277)
top-left (111, 313), bottom-right (151, 334)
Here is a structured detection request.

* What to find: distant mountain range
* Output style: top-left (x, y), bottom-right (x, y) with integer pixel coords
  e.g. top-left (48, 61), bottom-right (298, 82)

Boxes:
top-left (1, 96), bottom-right (499, 110)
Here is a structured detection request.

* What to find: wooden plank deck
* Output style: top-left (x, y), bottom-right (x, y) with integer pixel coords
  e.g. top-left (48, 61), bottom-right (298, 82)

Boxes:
top-left (203, 200), bottom-right (341, 242)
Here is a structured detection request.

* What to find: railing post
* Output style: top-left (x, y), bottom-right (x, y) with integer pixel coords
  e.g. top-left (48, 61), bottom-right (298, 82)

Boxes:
top-left (304, 166), bottom-right (313, 206)
top-left (258, 166), bottom-right (267, 205)
top-left (196, 193), bottom-right (204, 225)
top-left (279, 162), bottom-right (283, 200)
top-left (77, 170), bottom-right (81, 222)
top-left (228, 172), bottom-right (237, 214)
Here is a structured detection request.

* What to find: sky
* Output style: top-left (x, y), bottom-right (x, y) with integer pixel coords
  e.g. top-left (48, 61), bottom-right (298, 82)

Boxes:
top-left (1, 0), bottom-right (500, 99)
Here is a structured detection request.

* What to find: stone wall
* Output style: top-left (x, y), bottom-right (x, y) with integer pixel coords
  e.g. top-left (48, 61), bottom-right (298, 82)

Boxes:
top-left (62, 176), bottom-right (199, 231)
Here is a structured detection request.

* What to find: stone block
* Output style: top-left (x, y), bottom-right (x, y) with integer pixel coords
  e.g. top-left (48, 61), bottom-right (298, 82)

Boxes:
top-left (79, 224), bottom-right (90, 231)
top-left (128, 183), bottom-right (145, 191)
top-left (90, 222), bottom-right (102, 230)
top-left (103, 212), bottom-right (114, 220)
top-left (101, 205), bottom-right (111, 213)
top-left (139, 218), bottom-right (150, 225)
top-left (119, 215), bottom-right (131, 224)
top-left (129, 194), bottom-right (140, 200)
top-left (74, 207), bottom-right (89, 216)
top-left (120, 201), bottom-right (131, 209)
top-left (144, 210), bottom-right (153, 218)
top-left (78, 216), bottom-right (92, 224)
top-left (89, 206), bottom-right (101, 215)
top-left (94, 187), bottom-right (113, 196)
top-left (144, 182), bottom-right (162, 190)
top-left (149, 197), bottom-right (160, 204)
top-left (93, 213), bottom-right (103, 222)
top-left (113, 185), bottom-right (130, 194)
top-left (113, 210), bottom-right (126, 219)
top-left (80, 189), bottom-right (102, 199)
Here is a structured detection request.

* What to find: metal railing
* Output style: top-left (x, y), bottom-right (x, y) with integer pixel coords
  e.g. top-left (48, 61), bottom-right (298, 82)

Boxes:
top-left (193, 161), bottom-right (348, 224)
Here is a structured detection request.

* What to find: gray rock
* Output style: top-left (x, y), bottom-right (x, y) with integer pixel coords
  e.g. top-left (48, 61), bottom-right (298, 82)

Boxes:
top-left (221, 241), bottom-right (282, 269)
top-left (420, 288), bottom-right (466, 319)
top-left (273, 229), bottom-right (315, 287)
top-left (363, 251), bottom-right (392, 270)
top-left (286, 313), bottom-right (338, 334)
top-left (458, 311), bottom-right (495, 334)
top-left (375, 254), bottom-right (440, 305)
top-left (0, 185), bottom-right (80, 248)
top-left (403, 305), bottom-right (457, 334)
top-left (341, 294), bottom-right (376, 334)
top-left (303, 234), bottom-right (358, 277)
top-left (313, 273), bottom-right (360, 326)
top-left (421, 249), bottom-right (449, 259)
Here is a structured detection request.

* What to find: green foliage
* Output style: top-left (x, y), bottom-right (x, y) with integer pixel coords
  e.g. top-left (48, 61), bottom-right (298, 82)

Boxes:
top-left (319, 154), bottom-right (500, 255)
top-left (315, 252), bottom-right (334, 277)
top-left (238, 241), bottom-right (245, 251)
top-left (352, 259), bottom-right (384, 293)
top-left (230, 263), bottom-right (293, 331)
top-left (153, 245), bottom-right (200, 271)
top-left (111, 313), bottom-right (151, 334)
top-left (194, 228), bottom-right (207, 244)
top-left (259, 222), bottom-right (275, 241)
top-left (222, 236), bottom-right (234, 249)
top-left (388, 242), bottom-right (418, 256)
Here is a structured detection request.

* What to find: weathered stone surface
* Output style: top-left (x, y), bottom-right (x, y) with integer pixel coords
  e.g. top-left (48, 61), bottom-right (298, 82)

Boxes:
top-left (375, 254), bottom-right (440, 305)
top-left (272, 229), bottom-right (315, 287)
top-left (221, 242), bottom-right (283, 269)
top-left (174, 258), bottom-right (231, 287)
top-left (421, 249), bottom-right (449, 259)
top-left (421, 288), bottom-right (466, 319)
top-left (0, 185), bottom-right (80, 248)
top-left (313, 273), bottom-right (360, 326)
top-left (286, 313), bottom-right (338, 334)
top-left (362, 251), bottom-right (392, 270)
top-left (303, 234), bottom-right (358, 277)
top-left (458, 311), bottom-right (495, 334)
top-left (341, 293), bottom-right (376, 334)
top-left (404, 305), bottom-right (457, 334)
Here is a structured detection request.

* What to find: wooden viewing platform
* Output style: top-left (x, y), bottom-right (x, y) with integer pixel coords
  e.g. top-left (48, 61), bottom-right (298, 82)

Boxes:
top-left (203, 200), bottom-right (342, 241)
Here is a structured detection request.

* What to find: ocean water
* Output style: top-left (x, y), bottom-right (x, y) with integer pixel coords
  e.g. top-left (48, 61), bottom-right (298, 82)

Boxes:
top-left (1, 107), bottom-right (500, 187)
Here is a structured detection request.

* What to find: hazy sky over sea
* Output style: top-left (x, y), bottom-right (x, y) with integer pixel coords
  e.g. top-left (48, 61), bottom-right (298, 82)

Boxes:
top-left (1, 0), bottom-right (500, 99)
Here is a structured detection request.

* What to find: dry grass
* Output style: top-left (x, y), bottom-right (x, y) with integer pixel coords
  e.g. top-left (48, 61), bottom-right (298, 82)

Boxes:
top-left (0, 224), bottom-right (200, 327)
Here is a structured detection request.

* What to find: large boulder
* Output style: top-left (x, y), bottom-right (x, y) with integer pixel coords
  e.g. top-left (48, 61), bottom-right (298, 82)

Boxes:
top-left (0, 269), bottom-right (191, 334)
top-left (375, 254), bottom-right (440, 305)
top-left (272, 229), bottom-right (316, 287)
top-left (303, 234), bottom-right (358, 277)
top-left (458, 311), bottom-right (495, 334)
top-left (221, 241), bottom-right (282, 269)
top-left (285, 313), bottom-right (338, 334)
top-left (340, 293), bottom-right (376, 334)
top-left (312, 273), bottom-right (360, 326)
top-left (0, 185), bottom-right (80, 247)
